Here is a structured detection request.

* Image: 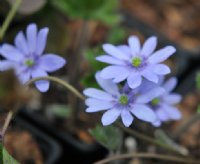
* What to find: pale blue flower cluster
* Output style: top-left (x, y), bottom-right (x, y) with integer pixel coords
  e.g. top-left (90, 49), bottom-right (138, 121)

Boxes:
top-left (84, 36), bottom-right (181, 127)
top-left (0, 23), bottom-right (66, 92)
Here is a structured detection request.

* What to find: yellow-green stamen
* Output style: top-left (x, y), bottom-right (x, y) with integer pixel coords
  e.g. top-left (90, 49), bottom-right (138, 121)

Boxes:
top-left (132, 57), bottom-right (142, 67)
top-left (119, 95), bottom-right (128, 105)
top-left (151, 98), bottom-right (160, 106)
top-left (25, 59), bottom-right (34, 67)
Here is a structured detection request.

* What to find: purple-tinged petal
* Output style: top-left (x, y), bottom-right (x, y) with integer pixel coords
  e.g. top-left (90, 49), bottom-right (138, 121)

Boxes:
top-left (100, 66), bottom-right (128, 80)
top-left (95, 72), bottom-right (119, 96)
top-left (18, 70), bottom-right (31, 84)
top-left (26, 23), bottom-right (37, 53)
top-left (121, 109), bottom-right (133, 127)
top-left (14, 31), bottom-right (29, 54)
top-left (136, 87), bottom-right (165, 103)
top-left (85, 98), bottom-right (113, 109)
top-left (127, 73), bottom-right (142, 89)
top-left (96, 55), bottom-right (126, 65)
top-left (1, 44), bottom-right (23, 61)
top-left (162, 94), bottom-right (181, 105)
top-left (162, 105), bottom-right (181, 120)
top-left (131, 104), bottom-right (157, 123)
top-left (128, 36), bottom-right (141, 56)
top-left (148, 46), bottom-right (176, 64)
top-left (101, 108), bottom-right (121, 126)
top-left (31, 68), bottom-right (49, 92)
top-left (141, 36), bottom-right (157, 57)
top-left (152, 64), bottom-right (170, 75)
top-left (86, 107), bottom-right (107, 113)
top-left (113, 71), bottom-right (129, 83)
top-left (83, 88), bottom-right (114, 101)
top-left (0, 60), bottom-right (15, 71)
top-left (163, 77), bottom-right (177, 92)
top-left (103, 44), bottom-right (129, 60)
top-left (152, 120), bottom-right (161, 127)
top-left (36, 27), bottom-right (49, 55)
top-left (156, 108), bottom-right (169, 121)
top-left (141, 69), bottom-right (159, 83)
top-left (39, 54), bottom-right (66, 72)
top-left (117, 45), bottom-right (132, 57)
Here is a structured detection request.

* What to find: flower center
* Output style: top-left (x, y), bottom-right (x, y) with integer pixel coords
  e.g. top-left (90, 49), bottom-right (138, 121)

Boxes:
top-left (151, 98), bottom-right (160, 106)
top-left (119, 95), bottom-right (128, 105)
top-left (131, 57), bottom-right (142, 67)
top-left (25, 59), bottom-right (35, 67)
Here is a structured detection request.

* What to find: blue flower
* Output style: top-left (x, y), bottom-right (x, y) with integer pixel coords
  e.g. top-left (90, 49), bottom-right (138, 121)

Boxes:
top-left (96, 35), bottom-right (176, 89)
top-left (83, 72), bottom-right (165, 127)
top-left (150, 77), bottom-right (182, 127)
top-left (0, 23), bottom-right (66, 92)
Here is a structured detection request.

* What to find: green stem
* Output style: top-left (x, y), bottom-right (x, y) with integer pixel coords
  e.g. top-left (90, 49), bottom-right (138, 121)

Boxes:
top-left (116, 123), bottom-right (186, 155)
top-left (94, 152), bottom-right (199, 164)
top-left (0, 0), bottom-right (22, 40)
top-left (25, 76), bottom-right (85, 100)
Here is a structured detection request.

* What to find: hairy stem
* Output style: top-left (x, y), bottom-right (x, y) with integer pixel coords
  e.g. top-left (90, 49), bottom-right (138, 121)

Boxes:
top-left (25, 76), bottom-right (85, 100)
top-left (0, 0), bottom-right (22, 40)
top-left (116, 123), bottom-right (186, 155)
top-left (94, 152), bottom-right (199, 164)
top-left (2, 111), bottom-right (13, 136)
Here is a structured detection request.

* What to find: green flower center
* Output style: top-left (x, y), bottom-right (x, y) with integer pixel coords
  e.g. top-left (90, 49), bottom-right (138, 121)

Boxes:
top-left (119, 95), bottom-right (128, 105)
top-left (151, 98), bottom-right (160, 106)
top-left (25, 59), bottom-right (35, 67)
top-left (132, 57), bottom-right (142, 67)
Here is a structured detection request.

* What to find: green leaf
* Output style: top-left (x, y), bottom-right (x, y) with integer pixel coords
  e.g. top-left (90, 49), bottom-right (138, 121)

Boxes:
top-left (50, 0), bottom-right (120, 25)
top-left (47, 104), bottom-right (72, 119)
top-left (155, 129), bottom-right (188, 155)
top-left (89, 124), bottom-right (122, 151)
top-left (0, 144), bottom-right (19, 164)
top-left (197, 105), bottom-right (200, 114)
top-left (107, 26), bottom-right (127, 44)
top-left (196, 72), bottom-right (200, 90)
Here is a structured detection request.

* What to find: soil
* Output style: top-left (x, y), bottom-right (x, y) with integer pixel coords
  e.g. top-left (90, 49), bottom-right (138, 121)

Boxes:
top-left (122, 0), bottom-right (200, 53)
top-left (4, 129), bottom-right (44, 164)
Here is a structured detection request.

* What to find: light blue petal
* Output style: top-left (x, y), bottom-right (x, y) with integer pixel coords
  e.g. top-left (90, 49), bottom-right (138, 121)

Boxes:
top-left (26, 23), bottom-right (37, 53)
top-left (85, 98), bottom-right (113, 109)
top-left (163, 94), bottom-right (182, 105)
top-left (96, 55), bottom-right (126, 65)
top-left (141, 68), bottom-right (159, 83)
top-left (131, 104), bottom-right (156, 123)
top-left (127, 73), bottom-right (142, 89)
top-left (163, 77), bottom-right (177, 92)
top-left (101, 108), bottom-right (121, 126)
top-left (121, 109), bottom-right (133, 127)
top-left (128, 36), bottom-right (141, 56)
top-left (141, 36), bottom-right (157, 57)
top-left (103, 44), bottom-right (129, 60)
top-left (95, 72), bottom-right (119, 96)
top-left (148, 46), bottom-right (176, 64)
top-left (1, 44), bottom-right (23, 61)
top-left (36, 27), bottom-right (49, 55)
top-left (152, 64), bottom-right (171, 75)
top-left (14, 31), bottom-right (29, 54)
top-left (83, 88), bottom-right (114, 101)
top-left (39, 54), bottom-right (66, 72)
top-left (31, 68), bottom-right (49, 92)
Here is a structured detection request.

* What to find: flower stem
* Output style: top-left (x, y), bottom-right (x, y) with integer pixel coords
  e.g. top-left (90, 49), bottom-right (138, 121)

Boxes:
top-left (25, 76), bottom-right (85, 100)
top-left (0, 0), bottom-right (22, 40)
top-left (1, 111), bottom-right (13, 141)
top-left (116, 123), bottom-right (187, 155)
top-left (94, 152), bottom-right (199, 164)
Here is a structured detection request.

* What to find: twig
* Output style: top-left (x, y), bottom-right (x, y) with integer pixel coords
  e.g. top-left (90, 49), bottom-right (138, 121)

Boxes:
top-left (25, 76), bottom-right (85, 100)
top-left (0, 0), bottom-right (22, 40)
top-left (94, 152), bottom-right (199, 164)
top-left (116, 123), bottom-right (186, 155)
